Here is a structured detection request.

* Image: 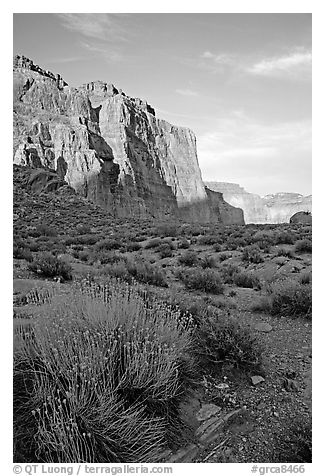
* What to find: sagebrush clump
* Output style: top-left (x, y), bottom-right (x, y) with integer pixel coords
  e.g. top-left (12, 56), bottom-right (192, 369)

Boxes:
top-left (178, 268), bottom-right (224, 294)
top-left (28, 252), bottom-right (72, 281)
top-left (253, 279), bottom-right (312, 319)
top-left (14, 281), bottom-right (198, 463)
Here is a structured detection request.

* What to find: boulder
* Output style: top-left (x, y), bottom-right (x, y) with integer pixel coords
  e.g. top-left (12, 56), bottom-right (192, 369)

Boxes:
top-left (290, 211), bottom-right (312, 224)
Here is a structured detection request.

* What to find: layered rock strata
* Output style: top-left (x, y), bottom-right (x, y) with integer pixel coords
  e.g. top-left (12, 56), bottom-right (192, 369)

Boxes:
top-left (13, 55), bottom-right (243, 224)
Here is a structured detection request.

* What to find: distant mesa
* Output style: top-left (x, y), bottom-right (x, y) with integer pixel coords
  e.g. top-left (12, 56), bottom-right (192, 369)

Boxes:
top-left (205, 181), bottom-right (312, 224)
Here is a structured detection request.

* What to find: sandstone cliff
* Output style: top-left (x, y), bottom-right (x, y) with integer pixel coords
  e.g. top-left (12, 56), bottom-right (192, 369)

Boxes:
top-left (290, 211), bottom-right (312, 224)
top-left (13, 55), bottom-right (243, 224)
top-left (205, 182), bottom-right (312, 224)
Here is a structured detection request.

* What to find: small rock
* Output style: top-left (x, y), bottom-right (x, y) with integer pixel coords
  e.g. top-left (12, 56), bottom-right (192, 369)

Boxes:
top-left (196, 404), bottom-right (222, 421)
top-left (255, 322), bottom-right (273, 333)
top-left (273, 412), bottom-right (279, 417)
top-left (251, 375), bottom-right (265, 386)
top-left (283, 378), bottom-right (299, 392)
top-left (215, 383), bottom-right (229, 390)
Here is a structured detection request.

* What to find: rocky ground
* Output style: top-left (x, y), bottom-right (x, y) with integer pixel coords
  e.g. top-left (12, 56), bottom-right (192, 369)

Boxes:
top-left (13, 167), bottom-right (312, 463)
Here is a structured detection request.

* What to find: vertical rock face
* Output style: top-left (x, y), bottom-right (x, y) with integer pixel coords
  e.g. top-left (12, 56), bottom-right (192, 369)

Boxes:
top-left (205, 182), bottom-right (312, 224)
top-left (13, 55), bottom-right (244, 223)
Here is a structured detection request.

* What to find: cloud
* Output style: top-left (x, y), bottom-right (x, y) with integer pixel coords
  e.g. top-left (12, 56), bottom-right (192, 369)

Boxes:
top-left (197, 48), bottom-right (311, 81)
top-left (46, 56), bottom-right (85, 64)
top-left (56, 13), bottom-right (129, 63)
top-left (80, 42), bottom-right (124, 62)
top-left (56, 13), bottom-right (128, 42)
top-left (201, 51), bottom-right (235, 65)
top-left (197, 113), bottom-right (311, 194)
top-left (175, 88), bottom-right (199, 97)
top-left (246, 50), bottom-right (312, 79)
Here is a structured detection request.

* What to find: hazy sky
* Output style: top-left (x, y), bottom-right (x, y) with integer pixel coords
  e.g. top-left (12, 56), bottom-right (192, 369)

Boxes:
top-left (13, 13), bottom-right (312, 196)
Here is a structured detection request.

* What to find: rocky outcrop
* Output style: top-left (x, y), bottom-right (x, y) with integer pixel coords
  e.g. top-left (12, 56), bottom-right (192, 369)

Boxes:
top-left (205, 182), bottom-right (312, 224)
top-left (26, 168), bottom-right (75, 195)
top-left (13, 55), bottom-right (243, 224)
top-left (205, 188), bottom-right (244, 225)
top-left (290, 211), bottom-right (312, 224)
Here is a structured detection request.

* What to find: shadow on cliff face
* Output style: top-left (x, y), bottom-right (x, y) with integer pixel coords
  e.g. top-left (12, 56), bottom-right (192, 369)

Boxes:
top-left (176, 188), bottom-right (245, 225)
top-left (56, 156), bottom-right (68, 180)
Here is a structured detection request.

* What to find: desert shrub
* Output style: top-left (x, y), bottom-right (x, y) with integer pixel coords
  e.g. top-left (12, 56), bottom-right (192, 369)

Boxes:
top-left (75, 223), bottom-right (91, 235)
top-left (242, 245), bottom-right (264, 264)
top-left (29, 224), bottom-right (57, 238)
top-left (178, 250), bottom-right (199, 267)
top-left (177, 238), bottom-right (190, 249)
top-left (71, 244), bottom-right (84, 252)
top-left (300, 272), bottom-right (312, 285)
top-left (13, 239), bottom-right (33, 261)
top-left (195, 315), bottom-right (262, 372)
top-left (13, 282), bottom-right (197, 463)
top-left (200, 255), bottom-right (216, 269)
top-left (28, 252), bottom-right (72, 281)
top-left (276, 247), bottom-right (294, 258)
top-left (78, 250), bottom-right (89, 262)
top-left (253, 279), bottom-right (312, 319)
top-left (178, 268), bottom-right (224, 294)
top-left (233, 271), bottom-right (261, 289)
top-left (133, 234), bottom-right (148, 242)
top-left (63, 234), bottom-right (99, 246)
top-left (274, 231), bottom-right (296, 245)
top-left (220, 263), bottom-right (240, 284)
top-left (13, 246), bottom-right (33, 261)
top-left (126, 259), bottom-right (168, 287)
top-left (125, 242), bottom-right (142, 252)
top-left (267, 279), bottom-right (312, 319)
top-left (184, 224), bottom-right (202, 237)
top-left (101, 261), bottom-right (133, 283)
top-left (28, 241), bottom-right (41, 252)
top-left (295, 239), bottom-right (312, 253)
top-left (157, 244), bottom-right (173, 259)
top-left (197, 235), bottom-right (220, 246)
top-left (144, 237), bottom-right (163, 249)
top-left (89, 250), bottom-right (125, 266)
top-left (250, 230), bottom-right (274, 252)
top-left (252, 230), bottom-right (274, 245)
top-left (154, 223), bottom-right (178, 237)
top-left (218, 252), bottom-right (232, 262)
top-left (95, 238), bottom-right (122, 252)
top-left (224, 238), bottom-right (243, 251)
top-left (79, 234), bottom-right (101, 245)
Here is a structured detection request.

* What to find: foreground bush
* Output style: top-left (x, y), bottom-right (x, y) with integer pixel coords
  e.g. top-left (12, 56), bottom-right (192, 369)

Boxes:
top-left (233, 271), bottom-right (261, 289)
top-left (195, 315), bottom-right (262, 372)
top-left (253, 279), bottom-right (312, 319)
top-left (14, 282), bottom-right (197, 463)
top-left (295, 239), bottom-right (312, 253)
top-left (178, 268), bottom-right (224, 294)
top-left (178, 251), bottom-right (199, 267)
top-left (126, 259), bottom-right (168, 287)
top-left (13, 241), bottom-right (33, 261)
top-left (242, 245), bottom-right (264, 264)
top-left (28, 253), bottom-right (72, 281)
top-left (269, 279), bottom-right (312, 318)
